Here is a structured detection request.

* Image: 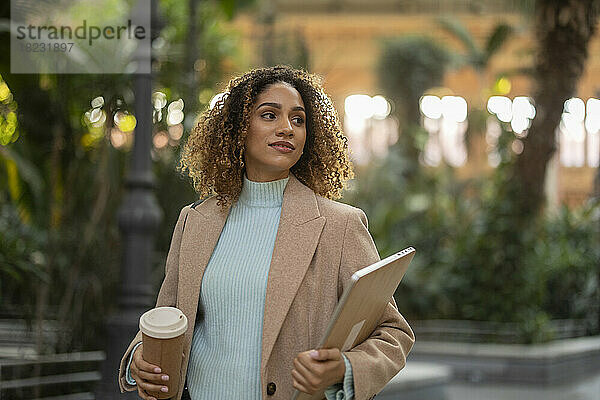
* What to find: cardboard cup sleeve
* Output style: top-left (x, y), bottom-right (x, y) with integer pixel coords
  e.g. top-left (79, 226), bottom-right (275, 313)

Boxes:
top-left (139, 307), bottom-right (188, 399)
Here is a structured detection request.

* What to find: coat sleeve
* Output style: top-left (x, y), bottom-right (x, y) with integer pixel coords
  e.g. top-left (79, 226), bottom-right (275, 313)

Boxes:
top-left (117, 205), bottom-right (191, 393)
top-left (339, 207), bottom-right (415, 400)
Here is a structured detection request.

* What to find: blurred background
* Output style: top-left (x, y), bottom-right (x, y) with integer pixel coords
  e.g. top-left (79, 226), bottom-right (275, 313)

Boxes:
top-left (0, 0), bottom-right (599, 399)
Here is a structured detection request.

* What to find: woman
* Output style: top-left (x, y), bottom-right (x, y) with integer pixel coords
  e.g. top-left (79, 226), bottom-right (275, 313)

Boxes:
top-left (118, 65), bottom-right (414, 400)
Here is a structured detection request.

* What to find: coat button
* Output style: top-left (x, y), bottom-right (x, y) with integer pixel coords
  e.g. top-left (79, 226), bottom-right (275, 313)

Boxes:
top-left (266, 382), bottom-right (276, 395)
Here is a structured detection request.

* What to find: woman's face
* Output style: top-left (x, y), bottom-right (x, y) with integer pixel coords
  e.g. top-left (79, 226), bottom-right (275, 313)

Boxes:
top-left (244, 82), bottom-right (307, 182)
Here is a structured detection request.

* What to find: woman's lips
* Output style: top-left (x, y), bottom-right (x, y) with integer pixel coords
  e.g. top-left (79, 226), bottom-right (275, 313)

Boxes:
top-left (269, 144), bottom-right (293, 153)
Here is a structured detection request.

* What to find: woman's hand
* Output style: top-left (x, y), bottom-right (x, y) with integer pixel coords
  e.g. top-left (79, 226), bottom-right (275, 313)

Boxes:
top-left (130, 344), bottom-right (170, 400)
top-left (292, 348), bottom-right (346, 395)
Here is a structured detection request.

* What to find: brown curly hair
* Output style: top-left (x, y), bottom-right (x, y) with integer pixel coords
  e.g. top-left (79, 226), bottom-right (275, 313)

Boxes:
top-left (178, 65), bottom-right (355, 213)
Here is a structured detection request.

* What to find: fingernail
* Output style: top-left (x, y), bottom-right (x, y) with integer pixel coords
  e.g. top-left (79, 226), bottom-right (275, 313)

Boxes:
top-left (154, 367), bottom-right (161, 373)
top-left (161, 387), bottom-right (168, 392)
top-left (161, 375), bottom-right (169, 381)
top-left (309, 350), bottom-right (319, 358)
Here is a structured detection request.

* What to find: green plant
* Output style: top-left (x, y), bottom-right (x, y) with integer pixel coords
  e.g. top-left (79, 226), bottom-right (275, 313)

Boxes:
top-left (377, 36), bottom-right (450, 178)
top-left (0, 194), bottom-right (48, 316)
top-left (532, 201), bottom-right (600, 334)
top-left (0, 0), bottom-right (245, 353)
top-left (344, 123), bottom-right (599, 343)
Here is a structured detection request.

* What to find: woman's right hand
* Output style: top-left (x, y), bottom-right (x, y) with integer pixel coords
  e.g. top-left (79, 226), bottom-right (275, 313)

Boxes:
top-left (130, 344), bottom-right (170, 400)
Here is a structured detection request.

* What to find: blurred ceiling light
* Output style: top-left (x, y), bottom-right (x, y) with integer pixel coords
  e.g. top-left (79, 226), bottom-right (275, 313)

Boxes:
top-left (440, 117), bottom-right (468, 167)
top-left (85, 108), bottom-right (106, 128)
top-left (585, 114), bottom-right (600, 134)
top-left (420, 95), bottom-right (468, 167)
top-left (91, 96), bottom-right (104, 109)
top-left (422, 132), bottom-right (442, 166)
top-left (493, 77), bottom-right (511, 95)
top-left (586, 98), bottom-right (600, 133)
top-left (154, 109), bottom-right (163, 123)
top-left (113, 111), bottom-right (126, 128)
top-left (168, 124), bottom-right (184, 140)
top-left (152, 91), bottom-right (167, 110)
top-left (423, 115), bottom-right (439, 132)
top-left (167, 110), bottom-right (184, 126)
top-left (487, 96), bottom-right (512, 122)
top-left (485, 117), bottom-right (503, 167)
top-left (487, 96), bottom-right (537, 131)
top-left (588, 129), bottom-right (599, 167)
top-left (345, 94), bottom-right (374, 120)
top-left (488, 152), bottom-right (501, 168)
top-left (420, 95), bottom-right (442, 119)
top-left (152, 36), bottom-right (166, 50)
top-left (343, 94), bottom-right (396, 166)
top-left (486, 117), bottom-right (502, 146)
top-left (110, 127), bottom-right (126, 149)
top-left (561, 113), bottom-right (586, 142)
top-left (441, 96), bottom-right (467, 123)
top-left (512, 96), bottom-right (536, 120)
top-left (511, 139), bottom-right (524, 154)
top-left (558, 97), bottom-right (597, 168)
top-left (194, 59), bottom-right (207, 72)
top-left (564, 97), bottom-right (585, 121)
top-left (87, 108), bottom-right (103, 124)
top-left (587, 97), bottom-right (600, 114)
top-left (115, 112), bottom-right (137, 132)
top-left (487, 96), bottom-right (505, 114)
top-left (0, 82), bottom-right (11, 102)
top-left (168, 99), bottom-right (184, 113)
top-left (153, 131), bottom-right (169, 149)
top-left (167, 99), bottom-right (185, 126)
top-left (371, 95), bottom-right (391, 119)
top-left (511, 116), bottom-right (530, 137)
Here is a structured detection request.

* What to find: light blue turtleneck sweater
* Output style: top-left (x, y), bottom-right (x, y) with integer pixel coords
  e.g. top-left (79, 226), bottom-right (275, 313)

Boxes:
top-left (126, 173), bottom-right (354, 399)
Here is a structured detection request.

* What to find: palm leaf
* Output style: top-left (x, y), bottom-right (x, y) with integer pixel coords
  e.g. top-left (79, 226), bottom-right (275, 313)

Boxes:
top-left (494, 67), bottom-right (535, 80)
top-left (436, 16), bottom-right (482, 63)
top-left (218, 0), bottom-right (256, 20)
top-left (484, 23), bottom-right (513, 63)
top-left (0, 146), bottom-right (45, 209)
top-left (219, 0), bottom-right (237, 19)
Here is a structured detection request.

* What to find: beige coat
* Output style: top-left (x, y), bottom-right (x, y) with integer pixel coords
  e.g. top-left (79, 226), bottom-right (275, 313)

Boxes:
top-left (118, 171), bottom-right (415, 400)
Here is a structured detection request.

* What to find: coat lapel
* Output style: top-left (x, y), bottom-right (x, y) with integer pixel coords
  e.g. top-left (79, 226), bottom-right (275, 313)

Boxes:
top-left (260, 172), bottom-right (326, 373)
top-left (177, 172), bottom-right (326, 375)
top-left (178, 197), bottom-right (231, 329)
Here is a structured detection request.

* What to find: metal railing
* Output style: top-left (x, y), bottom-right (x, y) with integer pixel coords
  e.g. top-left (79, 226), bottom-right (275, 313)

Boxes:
top-left (0, 351), bottom-right (105, 400)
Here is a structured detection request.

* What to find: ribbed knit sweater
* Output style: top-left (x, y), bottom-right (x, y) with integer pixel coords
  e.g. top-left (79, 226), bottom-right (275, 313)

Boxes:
top-left (127, 173), bottom-right (354, 399)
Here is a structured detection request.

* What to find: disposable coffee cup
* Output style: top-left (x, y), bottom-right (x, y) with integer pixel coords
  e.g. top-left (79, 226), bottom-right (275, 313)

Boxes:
top-left (139, 307), bottom-right (188, 399)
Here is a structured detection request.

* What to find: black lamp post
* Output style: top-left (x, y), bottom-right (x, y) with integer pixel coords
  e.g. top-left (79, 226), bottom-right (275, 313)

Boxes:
top-left (96, 0), bottom-right (163, 398)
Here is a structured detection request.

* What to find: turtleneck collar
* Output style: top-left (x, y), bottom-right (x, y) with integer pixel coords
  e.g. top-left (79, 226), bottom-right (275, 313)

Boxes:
top-left (238, 172), bottom-right (290, 208)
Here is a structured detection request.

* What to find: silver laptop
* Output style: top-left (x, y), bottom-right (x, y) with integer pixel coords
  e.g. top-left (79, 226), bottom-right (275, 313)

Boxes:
top-left (292, 247), bottom-right (415, 400)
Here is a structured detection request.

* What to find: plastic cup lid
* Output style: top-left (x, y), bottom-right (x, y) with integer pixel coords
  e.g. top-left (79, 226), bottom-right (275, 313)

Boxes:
top-left (139, 307), bottom-right (188, 339)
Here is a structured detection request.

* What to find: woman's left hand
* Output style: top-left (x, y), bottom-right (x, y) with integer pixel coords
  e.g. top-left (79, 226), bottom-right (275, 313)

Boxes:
top-left (291, 348), bottom-right (346, 395)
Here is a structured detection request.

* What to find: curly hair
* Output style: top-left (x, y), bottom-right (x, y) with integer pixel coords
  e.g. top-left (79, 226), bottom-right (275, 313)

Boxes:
top-left (178, 65), bottom-right (355, 213)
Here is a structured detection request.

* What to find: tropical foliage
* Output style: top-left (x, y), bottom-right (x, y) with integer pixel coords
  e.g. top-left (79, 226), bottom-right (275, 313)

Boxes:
top-left (0, 0), bottom-right (598, 352)
top-left (357, 9), bottom-right (600, 343)
top-left (345, 123), bottom-right (599, 343)
top-left (0, 0), bottom-right (243, 352)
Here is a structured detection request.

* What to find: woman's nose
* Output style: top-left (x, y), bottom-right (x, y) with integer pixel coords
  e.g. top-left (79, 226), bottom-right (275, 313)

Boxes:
top-left (278, 120), bottom-right (294, 135)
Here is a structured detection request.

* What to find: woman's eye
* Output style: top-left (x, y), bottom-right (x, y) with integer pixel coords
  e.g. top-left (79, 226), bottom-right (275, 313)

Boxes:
top-left (293, 116), bottom-right (304, 124)
top-left (261, 112), bottom-right (276, 120)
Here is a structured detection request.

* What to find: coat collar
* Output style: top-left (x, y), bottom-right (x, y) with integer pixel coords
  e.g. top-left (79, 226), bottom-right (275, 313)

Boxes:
top-left (178, 171), bottom-right (326, 373)
top-left (188, 171), bottom-right (321, 225)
